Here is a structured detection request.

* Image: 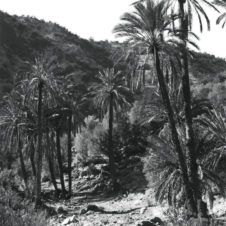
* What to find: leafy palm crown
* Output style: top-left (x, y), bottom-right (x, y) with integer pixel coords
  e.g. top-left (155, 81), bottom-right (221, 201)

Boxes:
top-left (90, 68), bottom-right (133, 118)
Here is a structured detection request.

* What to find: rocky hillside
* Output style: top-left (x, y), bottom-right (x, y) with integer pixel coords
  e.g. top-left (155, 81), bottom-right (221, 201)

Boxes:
top-left (190, 52), bottom-right (226, 105)
top-left (0, 10), bottom-right (226, 104)
top-left (0, 11), bottom-right (113, 95)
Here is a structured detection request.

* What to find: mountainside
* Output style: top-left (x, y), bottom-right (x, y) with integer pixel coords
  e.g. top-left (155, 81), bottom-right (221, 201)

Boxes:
top-left (0, 11), bottom-right (226, 104)
top-left (0, 11), bottom-right (113, 94)
top-left (190, 52), bottom-right (226, 105)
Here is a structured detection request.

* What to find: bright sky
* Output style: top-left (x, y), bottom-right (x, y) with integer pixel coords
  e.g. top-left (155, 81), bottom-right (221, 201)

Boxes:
top-left (0, 0), bottom-right (226, 59)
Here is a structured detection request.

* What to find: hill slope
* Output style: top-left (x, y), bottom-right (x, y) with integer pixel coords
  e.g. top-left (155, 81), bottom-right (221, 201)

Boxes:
top-left (0, 11), bottom-right (226, 105)
top-left (0, 11), bottom-right (113, 94)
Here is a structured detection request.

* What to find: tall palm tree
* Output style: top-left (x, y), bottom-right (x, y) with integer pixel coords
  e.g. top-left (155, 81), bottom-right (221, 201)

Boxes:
top-left (46, 107), bottom-right (67, 196)
top-left (133, 0), bottom-right (219, 214)
top-left (66, 103), bottom-right (85, 196)
top-left (25, 57), bottom-right (59, 207)
top-left (175, 0), bottom-right (218, 212)
top-left (57, 80), bottom-right (86, 197)
top-left (45, 121), bottom-right (59, 193)
top-left (90, 68), bottom-right (133, 190)
top-left (114, 0), bottom-right (198, 213)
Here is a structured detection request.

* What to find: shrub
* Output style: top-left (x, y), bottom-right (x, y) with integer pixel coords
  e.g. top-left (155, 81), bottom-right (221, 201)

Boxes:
top-left (0, 169), bottom-right (47, 226)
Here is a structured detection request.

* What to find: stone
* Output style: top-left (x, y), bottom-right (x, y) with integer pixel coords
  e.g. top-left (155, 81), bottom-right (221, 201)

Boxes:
top-left (79, 208), bottom-right (87, 215)
top-left (137, 221), bottom-right (156, 226)
top-left (140, 207), bottom-right (147, 214)
top-left (137, 217), bottom-right (163, 226)
top-left (57, 206), bottom-right (67, 215)
top-left (150, 217), bottom-right (163, 225)
top-left (62, 215), bottom-right (78, 225)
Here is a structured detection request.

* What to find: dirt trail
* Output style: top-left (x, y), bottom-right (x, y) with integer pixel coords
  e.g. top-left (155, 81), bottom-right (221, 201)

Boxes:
top-left (47, 192), bottom-right (167, 226)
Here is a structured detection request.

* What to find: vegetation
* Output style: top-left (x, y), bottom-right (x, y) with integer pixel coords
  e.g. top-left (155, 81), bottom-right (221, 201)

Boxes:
top-left (0, 0), bottom-right (226, 225)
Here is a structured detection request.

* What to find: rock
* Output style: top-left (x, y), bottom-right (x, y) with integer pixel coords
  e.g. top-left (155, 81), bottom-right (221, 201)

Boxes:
top-left (42, 175), bottom-right (50, 182)
top-left (57, 206), bottom-right (67, 215)
top-left (79, 208), bottom-right (87, 215)
top-left (140, 207), bottom-right (147, 214)
top-left (86, 204), bottom-right (104, 212)
top-left (62, 215), bottom-right (78, 225)
top-left (137, 221), bottom-right (156, 226)
top-left (151, 217), bottom-right (163, 225)
top-left (137, 217), bottom-right (163, 226)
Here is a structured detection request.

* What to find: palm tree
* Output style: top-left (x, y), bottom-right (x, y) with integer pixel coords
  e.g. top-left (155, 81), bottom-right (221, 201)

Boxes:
top-left (0, 93), bottom-right (28, 191)
top-left (53, 80), bottom-right (86, 197)
top-left (66, 103), bottom-right (85, 196)
top-left (132, 0), bottom-right (219, 214)
top-left (45, 121), bottom-right (59, 193)
top-left (198, 107), bottom-right (226, 170)
top-left (113, 0), bottom-right (199, 213)
top-left (25, 56), bottom-right (59, 207)
top-left (144, 132), bottom-right (224, 209)
top-left (46, 107), bottom-right (67, 196)
top-left (90, 68), bottom-right (133, 190)
top-left (175, 0), bottom-right (218, 212)
top-left (215, 1), bottom-right (226, 27)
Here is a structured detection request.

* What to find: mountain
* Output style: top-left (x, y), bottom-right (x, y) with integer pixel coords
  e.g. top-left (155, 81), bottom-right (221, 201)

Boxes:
top-left (190, 52), bottom-right (226, 105)
top-left (0, 10), bottom-right (226, 105)
top-left (0, 10), bottom-right (113, 94)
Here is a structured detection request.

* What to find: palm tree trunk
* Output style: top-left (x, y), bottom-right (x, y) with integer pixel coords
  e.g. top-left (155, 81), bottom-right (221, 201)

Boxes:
top-left (67, 111), bottom-right (72, 196)
top-left (30, 139), bottom-right (36, 177)
top-left (56, 126), bottom-right (66, 195)
top-left (46, 127), bottom-right (58, 192)
top-left (143, 68), bottom-right (146, 86)
top-left (109, 92), bottom-right (116, 191)
top-left (154, 46), bottom-right (197, 215)
top-left (7, 129), bottom-right (14, 169)
top-left (178, 0), bottom-right (201, 213)
top-left (35, 81), bottom-right (43, 208)
top-left (17, 129), bottom-right (28, 191)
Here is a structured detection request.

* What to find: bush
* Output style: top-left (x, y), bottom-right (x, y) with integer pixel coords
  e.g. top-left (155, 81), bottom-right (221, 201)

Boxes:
top-left (164, 207), bottom-right (224, 226)
top-left (0, 169), bottom-right (48, 226)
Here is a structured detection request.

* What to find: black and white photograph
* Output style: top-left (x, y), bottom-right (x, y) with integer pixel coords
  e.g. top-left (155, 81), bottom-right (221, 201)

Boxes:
top-left (0, 0), bottom-right (226, 225)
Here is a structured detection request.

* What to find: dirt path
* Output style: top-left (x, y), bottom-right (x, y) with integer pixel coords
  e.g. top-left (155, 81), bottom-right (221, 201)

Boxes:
top-left (47, 192), bottom-right (167, 226)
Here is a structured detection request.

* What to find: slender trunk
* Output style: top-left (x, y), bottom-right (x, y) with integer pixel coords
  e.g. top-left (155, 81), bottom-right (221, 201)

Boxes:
top-left (154, 47), bottom-right (197, 215)
top-left (35, 81), bottom-right (43, 208)
top-left (143, 68), bottom-right (146, 86)
top-left (56, 126), bottom-right (66, 195)
top-left (30, 139), bottom-right (36, 177)
top-left (178, 0), bottom-right (201, 212)
top-left (17, 128), bottom-right (28, 190)
top-left (131, 69), bottom-right (136, 92)
top-left (108, 92), bottom-right (116, 191)
top-left (67, 111), bottom-right (72, 196)
top-left (46, 126), bottom-right (58, 192)
top-left (7, 129), bottom-right (14, 169)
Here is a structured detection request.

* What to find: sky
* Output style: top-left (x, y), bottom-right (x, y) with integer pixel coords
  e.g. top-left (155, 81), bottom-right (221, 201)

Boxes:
top-left (0, 0), bottom-right (226, 58)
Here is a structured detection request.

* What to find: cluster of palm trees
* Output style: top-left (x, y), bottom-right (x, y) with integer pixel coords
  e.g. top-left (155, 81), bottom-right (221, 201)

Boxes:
top-left (113, 0), bottom-right (226, 217)
top-left (0, 56), bottom-right (134, 206)
top-left (0, 56), bottom-right (86, 207)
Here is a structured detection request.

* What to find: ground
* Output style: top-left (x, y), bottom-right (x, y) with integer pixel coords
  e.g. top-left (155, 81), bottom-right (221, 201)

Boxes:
top-left (47, 191), bottom-right (167, 226)
top-left (41, 164), bottom-right (226, 226)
